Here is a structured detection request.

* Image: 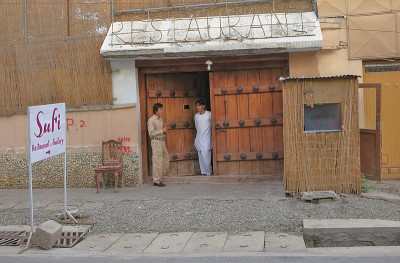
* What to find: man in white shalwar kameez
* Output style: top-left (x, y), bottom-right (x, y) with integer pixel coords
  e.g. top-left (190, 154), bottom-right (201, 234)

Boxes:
top-left (194, 99), bottom-right (212, 176)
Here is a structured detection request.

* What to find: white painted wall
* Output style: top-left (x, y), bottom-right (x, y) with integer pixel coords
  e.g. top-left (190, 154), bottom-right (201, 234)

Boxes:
top-left (110, 59), bottom-right (137, 104)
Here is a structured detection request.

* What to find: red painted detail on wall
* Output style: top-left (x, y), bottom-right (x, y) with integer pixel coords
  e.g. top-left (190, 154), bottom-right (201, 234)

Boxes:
top-left (118, 136), bottom-right (131, 143)
top-left (66, 118), bottom-right (74, 131)
top-left (66, 118), bottom-right (87, 131)
top-left (117, 136), bottom-right (133, 152)
top-left (123, 146), bottom-right (132, 153)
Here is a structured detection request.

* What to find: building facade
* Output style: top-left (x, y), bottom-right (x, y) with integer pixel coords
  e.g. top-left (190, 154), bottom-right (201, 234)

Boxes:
top-left (0, 0), bottom-right (397, 189)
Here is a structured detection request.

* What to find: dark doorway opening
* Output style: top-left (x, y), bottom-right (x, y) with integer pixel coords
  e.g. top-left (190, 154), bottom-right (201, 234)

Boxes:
top-left (145, 71), bottom-right (211, 178)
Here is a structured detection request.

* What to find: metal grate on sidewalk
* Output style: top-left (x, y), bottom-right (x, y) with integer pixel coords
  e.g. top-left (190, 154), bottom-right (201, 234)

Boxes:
top-left (0, 231), bottom-right (29, 246)
top-left (54, 231), bottom-right (86, 248)
top-left (3, 230), bottom-right (88, 248)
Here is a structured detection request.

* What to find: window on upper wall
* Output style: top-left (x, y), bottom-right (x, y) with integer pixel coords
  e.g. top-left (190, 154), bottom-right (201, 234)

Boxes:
top-left (304, 103), bottom-right (341, 133)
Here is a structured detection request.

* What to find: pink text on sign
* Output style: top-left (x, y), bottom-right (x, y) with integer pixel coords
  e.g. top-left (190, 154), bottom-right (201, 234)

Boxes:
top-left (34, 108), bottom-right (62, 138)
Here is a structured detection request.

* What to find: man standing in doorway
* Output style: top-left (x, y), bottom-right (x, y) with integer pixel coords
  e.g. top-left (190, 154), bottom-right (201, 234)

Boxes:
top-left (148, 103), bottom-right (170, 187)
top-left (194, 99), bottom-right (212, 176)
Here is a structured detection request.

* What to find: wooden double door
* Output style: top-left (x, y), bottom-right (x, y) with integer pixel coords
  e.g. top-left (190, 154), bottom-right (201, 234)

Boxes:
top-left (144, 67), bottom-right (284, 178)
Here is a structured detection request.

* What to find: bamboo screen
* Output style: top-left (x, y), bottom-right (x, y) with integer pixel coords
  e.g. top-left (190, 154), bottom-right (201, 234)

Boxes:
top-left (114, 0), bottom-right (313, 21)
top-left (282, 77), bottom-right (361, 195)
top-left (0, 1), bottom-right (113, 116)
top-left (0, 38), bottom-right (112, 116)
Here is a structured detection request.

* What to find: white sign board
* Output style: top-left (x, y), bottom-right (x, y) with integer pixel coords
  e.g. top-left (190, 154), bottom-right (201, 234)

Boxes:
top-left (28, 103), bottom-right (66, 164)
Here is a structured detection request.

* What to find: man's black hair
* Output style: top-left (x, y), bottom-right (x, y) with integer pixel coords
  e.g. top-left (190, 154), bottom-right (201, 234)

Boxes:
top-left (153, 103), bottom-right (163, 114)
top-left (195, 99), bottom-right (206, 106)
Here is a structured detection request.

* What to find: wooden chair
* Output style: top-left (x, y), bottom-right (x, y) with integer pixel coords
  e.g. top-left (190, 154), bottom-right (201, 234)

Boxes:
top-left (94, 140), bottom-right (124, 193)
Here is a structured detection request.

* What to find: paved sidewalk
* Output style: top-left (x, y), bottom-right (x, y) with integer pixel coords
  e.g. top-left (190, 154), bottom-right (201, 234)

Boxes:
top-left (1, 180), bottom-right (398, 212)
top-left (1, 228), bottom-right (400, 258)
top-left (1, 181), bottom-right (400, 258)
top-left (0, 182), bottom-right (286, 209)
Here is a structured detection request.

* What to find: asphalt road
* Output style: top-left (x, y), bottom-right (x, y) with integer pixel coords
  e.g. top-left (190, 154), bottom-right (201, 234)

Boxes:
top-left (1, 255), bottom-right (400, 263)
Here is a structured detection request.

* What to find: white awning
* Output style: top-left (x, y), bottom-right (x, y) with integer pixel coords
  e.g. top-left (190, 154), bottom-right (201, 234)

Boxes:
top-left (100, 12), bottom-right (322, 58)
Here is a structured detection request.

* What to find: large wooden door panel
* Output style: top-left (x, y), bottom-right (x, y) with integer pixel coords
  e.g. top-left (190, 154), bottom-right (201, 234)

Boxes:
top-left (236, 70), bottom-right (252, 175)
top-left (211, 68), bottom-right (284, 176)
top-left (225, 91), bottom-right (239, 175)
top-left (212, 71), bottom-right (235, 175)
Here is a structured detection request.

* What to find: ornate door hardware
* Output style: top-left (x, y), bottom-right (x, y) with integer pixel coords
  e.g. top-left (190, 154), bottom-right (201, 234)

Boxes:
top-left (216, 151), bottom-right (284, 162)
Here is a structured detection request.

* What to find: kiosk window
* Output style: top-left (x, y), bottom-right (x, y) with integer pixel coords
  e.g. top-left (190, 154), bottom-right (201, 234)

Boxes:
top-left (304, 104), bottom-right (341, 132)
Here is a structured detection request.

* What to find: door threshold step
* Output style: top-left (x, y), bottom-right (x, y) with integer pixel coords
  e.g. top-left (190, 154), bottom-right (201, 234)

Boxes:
top-left (144, 175), bottom-right (282, 184)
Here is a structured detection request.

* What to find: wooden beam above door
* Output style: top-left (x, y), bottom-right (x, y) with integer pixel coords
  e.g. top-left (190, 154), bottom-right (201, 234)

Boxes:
top-left (136, 53), bottom-right (289, 73)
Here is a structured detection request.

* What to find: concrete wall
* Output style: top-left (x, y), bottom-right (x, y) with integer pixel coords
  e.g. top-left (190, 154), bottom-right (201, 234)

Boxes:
top-left (0, 106), bottom-right (138, 153)
top-left (289, 17), bottom-right (363, 78)
top-left (0, 106), bottom-right (141, 189)
top-left (289, 49), bottom-right (363, 78)
top-left (110, 59), bottom-right (138, 105)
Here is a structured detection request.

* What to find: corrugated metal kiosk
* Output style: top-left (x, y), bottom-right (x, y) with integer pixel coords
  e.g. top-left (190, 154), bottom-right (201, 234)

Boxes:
top-left (281, 75), bottom-right (361, 195)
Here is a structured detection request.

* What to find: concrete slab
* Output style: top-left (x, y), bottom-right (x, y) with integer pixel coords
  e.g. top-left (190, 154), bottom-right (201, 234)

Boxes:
top-left (0, 245), bottom-right (22, 255)
top-left (106, 233), bottom-right (158, 253)
top-left (306, 246), bottom-right (400, 257)
top-left (24, 246), bottom-right (61, 255)
top-left (223, 231), bottom-right (265, 252)
top-left (303, 219), bottom-right (400, 247)
top-left (0, 201), bottom-right (17, 210)
top-left (182, 232), bottom-right (228, 253)
top-left (362, 192), bottom-right (400, 202)
top-left (70, 233), bottom-right (123, 253)
top-left (79, 202), bottom-right (104, 210)
top-left (263, 183), bottom-right (287, 201)
top-left (0, 225), bottom-right (90, 235)
top-left (32, 220), bottom-right (62, 250)
top-left (45, 203), bottom-right (79, 211)
top-left (144, 232), bottom-right (193, 254)
top-left (301, 191), bottom-right (337, 201)
top-left (265, 232), bottom-right (306, 251)
top-left (0, 225), bottom-right (31, 232)
top-left (13, 201), bottom-right (53, 209)
top-left (61, 225), bottom-right (91, 234)
top-left (0, 182), bottom-right (284, 203)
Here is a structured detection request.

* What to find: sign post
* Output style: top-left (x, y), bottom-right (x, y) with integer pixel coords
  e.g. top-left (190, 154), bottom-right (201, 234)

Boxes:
top-left (24, 103), bottom-right (75, 251)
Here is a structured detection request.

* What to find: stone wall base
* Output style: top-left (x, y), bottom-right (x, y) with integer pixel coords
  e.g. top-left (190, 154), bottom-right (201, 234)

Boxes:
top-left (0, 152), bottom-right (140, 189)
